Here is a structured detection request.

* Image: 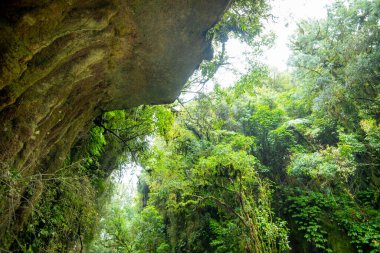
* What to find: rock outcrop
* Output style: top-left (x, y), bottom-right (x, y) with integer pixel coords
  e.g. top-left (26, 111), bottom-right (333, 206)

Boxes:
top-left (0, 0), bottom-right (230, 242)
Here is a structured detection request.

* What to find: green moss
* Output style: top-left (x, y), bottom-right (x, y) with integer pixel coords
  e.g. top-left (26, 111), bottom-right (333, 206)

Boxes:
top-left (323, 216), bottom-right (354, 253)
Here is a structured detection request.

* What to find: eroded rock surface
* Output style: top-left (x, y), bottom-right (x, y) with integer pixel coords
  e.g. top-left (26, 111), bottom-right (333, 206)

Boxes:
top-left (0, 0), bottom-right (230, 241)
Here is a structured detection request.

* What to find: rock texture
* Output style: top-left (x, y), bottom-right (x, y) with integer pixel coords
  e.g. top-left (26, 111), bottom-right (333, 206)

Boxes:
top-left (0, 0), bottom-right (230, 239)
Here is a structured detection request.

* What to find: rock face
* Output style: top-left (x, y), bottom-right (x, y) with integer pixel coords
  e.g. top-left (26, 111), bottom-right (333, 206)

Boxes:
top-left (0, 0), bottom-right (230, 241)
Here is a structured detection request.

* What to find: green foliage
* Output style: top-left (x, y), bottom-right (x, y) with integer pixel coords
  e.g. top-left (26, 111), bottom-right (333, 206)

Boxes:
top-left (284, 188), bottom-right (380, 253)
top-left (0, 104), bottom-right (173, 252)
top-left (90, 205), bottom-right (167, 253)
top-left (132, 69), bottom-right (300, 252)
top-left (287, 146), bottom-right (356, 186)
top-left (209, 0), bottom-right (269, 45)
top-left (209, 219), bottom-right (243, 252)
top-left (9, 164), bottom-right (101, 252)
top-left (284, 189), bottom-right (333, 252)
top-left (333, 194), bottom-right (380, 253)
top-left (290, 0), bottom-right (380, 126)
top-left (274, 3), bottom-right (380, 251)
top-left (183, 0), bottom-right (271, 99)
top-left (140, 128), bottom-right (289, 252)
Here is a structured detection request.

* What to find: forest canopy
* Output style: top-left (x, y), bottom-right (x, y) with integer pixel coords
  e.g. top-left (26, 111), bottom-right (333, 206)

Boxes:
top-left (88, 1), bottom-right (380, 252)
top-left (87, 1), bottom-right (380, 252)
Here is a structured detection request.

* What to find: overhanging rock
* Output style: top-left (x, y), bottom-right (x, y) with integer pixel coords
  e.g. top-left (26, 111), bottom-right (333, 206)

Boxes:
top-left (0, 0), bottom-right (230, 239)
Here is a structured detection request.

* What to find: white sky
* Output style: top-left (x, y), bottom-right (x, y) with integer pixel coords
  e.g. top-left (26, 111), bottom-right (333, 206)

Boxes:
top-left (112, 162), bottom-right (142, 206)
top-left (213, 0), bottom-right (333, 87)
top-left (263, 0), bottom-right (332, 71)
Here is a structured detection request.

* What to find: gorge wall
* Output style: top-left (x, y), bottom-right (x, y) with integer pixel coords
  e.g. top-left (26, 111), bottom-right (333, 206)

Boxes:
top-left (0, 0), bottom-right (230, 247)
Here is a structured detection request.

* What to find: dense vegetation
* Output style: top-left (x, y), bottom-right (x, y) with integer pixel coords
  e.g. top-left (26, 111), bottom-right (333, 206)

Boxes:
top-left (1, 106), bottom-right (171, 251)
top-left (88, 0), bottom-right (380, 252)
top-left (2, 0), bottom-right (379, 252)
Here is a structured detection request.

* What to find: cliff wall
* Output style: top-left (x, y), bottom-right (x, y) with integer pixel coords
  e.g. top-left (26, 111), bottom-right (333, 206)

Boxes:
top-left (0, 0), bottom-right (230, 245)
